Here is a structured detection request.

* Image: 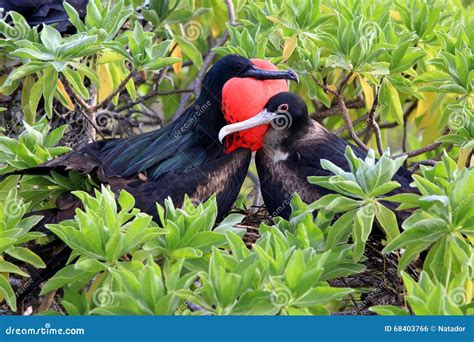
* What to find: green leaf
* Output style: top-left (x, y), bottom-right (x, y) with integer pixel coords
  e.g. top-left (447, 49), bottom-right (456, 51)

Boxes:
top-left (374, 203), bottom-right (399, 241)
top-left (6, 246), bottom-right (45, 268)
top-left (143, 57), bottom-right (181, 71)
top-left (172, 247), bottom-right (203, 259)
top-left (383, 219), bottom-right (446, 253)
top-left (379, 78), bottom-right (403, 126)
top-left (5, 61), bottom-right (45, 81)
top-left (42, 66), bottom-right (58, 118)
top-left (64, 2), bottom-right (87, 32)
top-left (353, 204), bottom-right (375, 261)
top-left (62, 67), bottom-right (89, 99)
top-left (75, 258), bottom-right (106, 273)
top-left (0, 260), bottom-right (29, 277)
top-left (326, 209), bottom-right (357, 248)
top-left (174, 36), bottom-right (203, 69)
top-left (0, 275), bottom-right (16, 311)
top-left (40, 25), bottom-right (62, 52)
top-left (369, 305), bottom-right (410, 315)
top-left (295, 286), bottom-right (354, 306)
top-left (284, 250), bottom-right (305, 290)
top-left (40, 264), bottom-right (95, 295)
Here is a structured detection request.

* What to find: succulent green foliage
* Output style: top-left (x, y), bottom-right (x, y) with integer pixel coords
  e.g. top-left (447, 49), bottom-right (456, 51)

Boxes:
top-left (55, 258), bottom-right (196, 315)
top-left (90, 258), bottom-right (195, 315)
top-left (383, 153), bottom-right (474, 284)
top-left (137, 196), bottom-right (245, 266)
top-left (437, 106), bottom-right (474, 150)
top-left (38, 189), bottom-right (354, 316)
top-left (263, 195), bottom-right (366, 279)
top-left (46, 185), bottom-right (160, 264)
top-left (308, 146), bottom-right (407, 261)
top-left (0, 183), bottom-right (46, 311)
top-left (105, 23), bottom-right (179, 70)
top-left (64, 0), bottom-right (133, 42)
top-left (0, 117), bottom-right (70, 174)
top-left (371, 271), bottom-right (472, 316)
top-left (40, 186), bottom-right (162, 295)
top-left (177, 229), bottom-right (354, 316)
top-left (0, 11), bottom-right (39, 53)
top-left (0, 1), bottom-right (180, 120)
top-left (214, 25), bottom-right (268, 59)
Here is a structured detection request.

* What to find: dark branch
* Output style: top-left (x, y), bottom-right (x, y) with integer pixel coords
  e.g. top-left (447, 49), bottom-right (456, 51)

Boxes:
top-left (392, 141), bottom-right (442, 159)
top-left (194, 0), bottom-right (236, 97)
top-left (367, 85), bottom-right (383, 155)
top-left (337, 94), bottom-right (369, 151)
top-left (313, 74), bottom-right (337, 95)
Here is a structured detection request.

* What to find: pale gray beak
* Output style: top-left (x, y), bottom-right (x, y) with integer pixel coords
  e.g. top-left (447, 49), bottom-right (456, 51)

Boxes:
top-left (218, 109), bottom-right (277, 143)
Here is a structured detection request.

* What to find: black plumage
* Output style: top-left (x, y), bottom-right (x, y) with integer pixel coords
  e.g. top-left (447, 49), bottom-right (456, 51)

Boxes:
top-left (0, 0), bottom-right (88, 32)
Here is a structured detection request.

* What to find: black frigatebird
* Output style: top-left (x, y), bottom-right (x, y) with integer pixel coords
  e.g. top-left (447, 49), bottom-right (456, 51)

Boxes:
top-left (10, 55), bottom-right (298, 222)
top-left (218, 92), bottom-right (415, 219)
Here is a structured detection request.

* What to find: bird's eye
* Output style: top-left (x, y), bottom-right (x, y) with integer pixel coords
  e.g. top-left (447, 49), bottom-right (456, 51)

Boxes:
top-left (278, 104), bottom-right (289, 112)
top-left (233, 63), bottom-right (243, 71)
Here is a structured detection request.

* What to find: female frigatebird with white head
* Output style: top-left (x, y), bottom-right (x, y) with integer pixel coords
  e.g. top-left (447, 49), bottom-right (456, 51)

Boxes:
top-left (218, 92), bottom-right (415, 220)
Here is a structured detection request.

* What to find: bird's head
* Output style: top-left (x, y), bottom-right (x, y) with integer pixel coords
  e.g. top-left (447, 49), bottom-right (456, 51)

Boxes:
top-left (202, 55), bottom-right (298, 98)
top-left (212, 57), bottom-right (298, 152)
top-left (219, 92), bottom-right (309, 153)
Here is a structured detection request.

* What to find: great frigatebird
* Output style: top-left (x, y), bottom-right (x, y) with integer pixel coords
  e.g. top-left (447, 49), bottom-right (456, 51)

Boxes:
top-left (7, 56), bottom-right (298, 303)
top-left (9, 55), bottom-right (298, 222)
top-left (218, 92), bottom-right (415, 219)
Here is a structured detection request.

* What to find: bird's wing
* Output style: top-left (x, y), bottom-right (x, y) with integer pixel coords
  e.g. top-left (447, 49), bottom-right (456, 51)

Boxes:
top-left (108, 148), bottom-right (252, 220)
top-left (294, 120), bottom-right (416, 193)
top-left (3, 103), bottom-right (227, 182)
top-left (256, 120), bottom-right (417, 219)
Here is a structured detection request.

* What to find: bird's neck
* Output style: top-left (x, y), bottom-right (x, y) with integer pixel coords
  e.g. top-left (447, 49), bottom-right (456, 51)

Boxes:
top-left (263, 121), bottom-right (312, 162)
top-left (190, 93), bottom-right (227, 137)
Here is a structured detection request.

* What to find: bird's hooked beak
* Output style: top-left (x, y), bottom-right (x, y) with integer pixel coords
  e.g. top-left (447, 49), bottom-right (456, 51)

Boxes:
top-left (241, 66), bottom-right (299, 83)
top-left (219, 109), bottom-right (278, 143)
